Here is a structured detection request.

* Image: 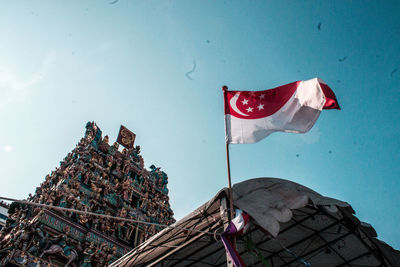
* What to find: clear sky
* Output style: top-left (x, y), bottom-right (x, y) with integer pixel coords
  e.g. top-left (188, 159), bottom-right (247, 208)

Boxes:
top-left (0, 0), bottom-right (399, 249)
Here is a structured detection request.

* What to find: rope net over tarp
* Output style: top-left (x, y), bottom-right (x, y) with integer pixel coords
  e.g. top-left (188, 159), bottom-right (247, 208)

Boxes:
top-left (111, 178), bottom-right (400, 267)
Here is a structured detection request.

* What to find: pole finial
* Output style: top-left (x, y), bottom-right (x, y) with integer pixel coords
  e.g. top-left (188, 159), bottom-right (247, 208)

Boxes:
top-left (222, 85), bottom-right (228, 91)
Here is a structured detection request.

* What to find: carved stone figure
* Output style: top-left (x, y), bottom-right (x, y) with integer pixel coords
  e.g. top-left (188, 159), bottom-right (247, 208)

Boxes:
top-left (80, 242), bottom-right (95, 267)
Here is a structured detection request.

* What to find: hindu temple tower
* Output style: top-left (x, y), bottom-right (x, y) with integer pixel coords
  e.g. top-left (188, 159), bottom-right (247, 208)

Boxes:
top-left (0, 122), bottom-right (175, 266)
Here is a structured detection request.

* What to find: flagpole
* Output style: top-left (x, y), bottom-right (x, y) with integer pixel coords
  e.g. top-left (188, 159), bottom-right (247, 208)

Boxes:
top-left (223, 86), bottom-right (236, 256)
top-left (222, 86), bottom-right (235, 222)
top-left (225, 142), bottom-right (235, 221)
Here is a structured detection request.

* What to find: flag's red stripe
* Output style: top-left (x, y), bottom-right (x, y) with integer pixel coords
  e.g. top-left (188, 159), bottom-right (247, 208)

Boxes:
top-left (223, 81), bottom-right (299, 119)
top-left (320, 83), bottom-right (340, 110)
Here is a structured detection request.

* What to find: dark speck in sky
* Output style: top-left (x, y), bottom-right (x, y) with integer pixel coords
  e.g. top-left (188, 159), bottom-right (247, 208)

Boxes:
top-left (296, 154), bottom-right (300, 158)
top-left (338, 56), bottom-right (347, 62)
top-left (317, 22), bottom-right (322, 30)
top-left (391, 69), bottom-right (397, 77)
top-left (206, 40), bottom-right (210, 44)
top-left (109, 0), bottom-right (119, 4)
top-left (328, 150), bottom-right (332, 154)
top-left (185, 61), bottom-right (196, 80)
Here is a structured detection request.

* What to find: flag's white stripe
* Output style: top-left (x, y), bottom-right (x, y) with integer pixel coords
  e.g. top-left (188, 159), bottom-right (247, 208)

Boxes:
top-left (226, 78), bottom-right (326, 144)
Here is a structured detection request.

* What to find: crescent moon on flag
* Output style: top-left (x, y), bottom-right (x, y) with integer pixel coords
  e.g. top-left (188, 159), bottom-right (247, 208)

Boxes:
top-left (230, 92), bottom-right (249, 116)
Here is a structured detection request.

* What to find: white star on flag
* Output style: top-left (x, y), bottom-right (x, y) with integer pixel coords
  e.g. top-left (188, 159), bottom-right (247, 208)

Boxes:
top-left (246, 107), bottom-right (253, 112)
top-left (257, 104), bottom-right (264, 110)
top-left (241, 99), bottom-right (249, 105)
top-left (259, 94), bottom-right (265, 99)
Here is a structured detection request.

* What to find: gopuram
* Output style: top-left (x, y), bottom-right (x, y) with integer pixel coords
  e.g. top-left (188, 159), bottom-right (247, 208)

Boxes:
top-left (0, 122), bottom-right (175, 266)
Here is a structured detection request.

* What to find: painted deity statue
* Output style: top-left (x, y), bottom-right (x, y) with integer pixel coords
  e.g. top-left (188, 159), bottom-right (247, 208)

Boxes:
top-left (80, 242), bottom-right (95, 267)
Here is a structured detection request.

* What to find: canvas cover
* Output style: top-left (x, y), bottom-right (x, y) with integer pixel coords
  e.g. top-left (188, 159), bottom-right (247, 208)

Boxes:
top-left (111, 178), bottom-right (400, 267)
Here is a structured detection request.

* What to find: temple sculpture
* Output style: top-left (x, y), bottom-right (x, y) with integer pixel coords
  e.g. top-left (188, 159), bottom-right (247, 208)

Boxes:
top-left (0, 122), bottom-right (175, 266)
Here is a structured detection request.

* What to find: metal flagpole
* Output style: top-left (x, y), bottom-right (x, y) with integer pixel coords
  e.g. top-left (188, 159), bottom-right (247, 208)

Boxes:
top-left (225, 142), bottom-right (235, 222)
top-left (222, 85), bottom-right (236, 267)
top-left (222, 85), bottom-right (235, 222)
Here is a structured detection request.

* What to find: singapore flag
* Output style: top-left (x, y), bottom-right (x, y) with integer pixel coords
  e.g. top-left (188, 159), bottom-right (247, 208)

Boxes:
top-left (223, 78), bottom-right (340, 144)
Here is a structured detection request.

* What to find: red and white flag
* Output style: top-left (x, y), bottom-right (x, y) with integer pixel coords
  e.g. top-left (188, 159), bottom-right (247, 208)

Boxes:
top-left (223, 78), bottom-right (340, 144)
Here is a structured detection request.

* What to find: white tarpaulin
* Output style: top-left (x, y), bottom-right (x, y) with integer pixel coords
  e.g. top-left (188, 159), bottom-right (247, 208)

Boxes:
top-left (111, 178), bottom-right (400, 267)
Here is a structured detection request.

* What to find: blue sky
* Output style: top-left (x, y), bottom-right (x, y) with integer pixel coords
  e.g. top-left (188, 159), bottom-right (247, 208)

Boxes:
top-left (0, 1), bottom-right (399, 249)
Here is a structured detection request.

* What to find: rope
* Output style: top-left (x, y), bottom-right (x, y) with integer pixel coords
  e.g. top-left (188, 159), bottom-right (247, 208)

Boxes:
top-left (272, 237), bottom-right (311, 267)
top-left (0, 196), bottom-right (220, 236)
top-left (244, 236), bottom-right (271, 267)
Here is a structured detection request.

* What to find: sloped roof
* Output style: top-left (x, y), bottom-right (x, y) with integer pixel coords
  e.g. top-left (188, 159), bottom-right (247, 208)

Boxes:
top-left (111, 178), bottom-right (400, 266)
